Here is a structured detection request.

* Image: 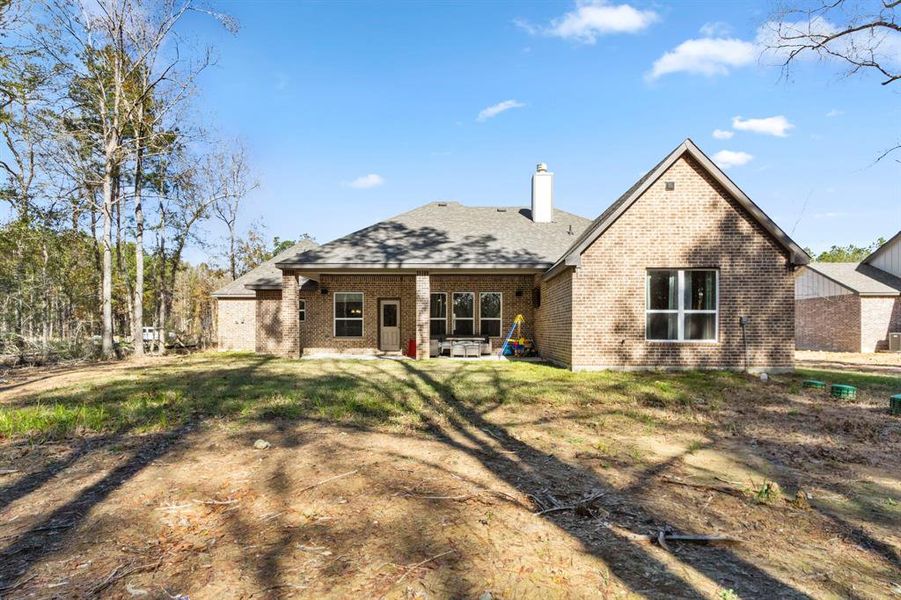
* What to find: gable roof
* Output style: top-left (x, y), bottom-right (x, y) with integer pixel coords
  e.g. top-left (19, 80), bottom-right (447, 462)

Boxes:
top-left (275, 202), bottom-right (592, 270)
top-left (545, 139), bottom-right (810, 279)
top-left (863, 230), bottom-right (901, 266)
top-left (212, 239), bottom-right (319, 298)
top-left (805, 262), bottom-right (901, 296)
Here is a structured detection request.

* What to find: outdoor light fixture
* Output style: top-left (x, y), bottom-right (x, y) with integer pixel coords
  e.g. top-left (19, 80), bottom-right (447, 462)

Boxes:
top-left (515, 289), bottom-right (523, 297)
top-left (320, 287), bottom-right (329, 295)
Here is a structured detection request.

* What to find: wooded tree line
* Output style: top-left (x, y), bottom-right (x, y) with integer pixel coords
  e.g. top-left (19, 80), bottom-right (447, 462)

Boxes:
top-left (0, 0), bottom-right (284, 362)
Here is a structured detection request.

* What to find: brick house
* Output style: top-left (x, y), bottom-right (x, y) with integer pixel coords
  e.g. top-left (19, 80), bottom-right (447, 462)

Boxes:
top-left (212, 139), bottom-right (809, 371)
top-left (795, 231), bottom-right (901, 352)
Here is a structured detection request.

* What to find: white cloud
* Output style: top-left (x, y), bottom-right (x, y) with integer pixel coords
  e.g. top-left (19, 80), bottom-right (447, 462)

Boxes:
top-left (732, 115), bottom-right (794, 137)
top-left (825, 109), bottom-right (843, 117)
top-left (712, 129), bottom-right (734, 140)
top-left (515, 1), bottom-right (658, 44)
top-left (712, 150), bottom-right (753, 168)
top-left (344, 174), bottom-right (385, 189)
top-left (700, 21), bottom-right (732, 38)
top-left (647, 38), bottom-right (756, 80)
top-left (476, 99), bottom-right (525, 122)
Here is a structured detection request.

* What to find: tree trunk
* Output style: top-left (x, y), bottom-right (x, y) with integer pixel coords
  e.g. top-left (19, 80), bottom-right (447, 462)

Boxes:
top-left (100, 133), bottom-right (117, 358)
top-left (132, 120), bottom-right (145, 357)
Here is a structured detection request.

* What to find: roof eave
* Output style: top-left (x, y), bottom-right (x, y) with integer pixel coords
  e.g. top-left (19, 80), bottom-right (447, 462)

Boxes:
top-left (862, 230), bottom-right (901, 265)
top-left (277, 262), bottom-right (553, 271)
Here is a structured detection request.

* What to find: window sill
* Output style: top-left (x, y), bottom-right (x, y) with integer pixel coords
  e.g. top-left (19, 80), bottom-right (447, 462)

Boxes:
top-left (646, 339), bottom-right (719, 345)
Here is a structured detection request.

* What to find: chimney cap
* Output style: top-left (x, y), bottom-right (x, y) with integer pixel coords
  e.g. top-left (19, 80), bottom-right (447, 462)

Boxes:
top-left (536, 162), bottom-right (548, 173)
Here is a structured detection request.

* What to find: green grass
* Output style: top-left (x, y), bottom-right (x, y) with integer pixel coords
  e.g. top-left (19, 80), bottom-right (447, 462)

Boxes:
top-left (1, 353), bottom-right (895, 440)
top-left (794, 368), bottom-right (900, 393)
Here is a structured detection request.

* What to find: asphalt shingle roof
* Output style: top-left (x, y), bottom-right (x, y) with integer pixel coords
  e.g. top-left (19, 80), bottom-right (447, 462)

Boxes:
top-left (212, 239), bottom-right (319, 297)
top-left (807, 262), bottom-right (901, 296)
top-left (275, 202), bottom-right (592, 269)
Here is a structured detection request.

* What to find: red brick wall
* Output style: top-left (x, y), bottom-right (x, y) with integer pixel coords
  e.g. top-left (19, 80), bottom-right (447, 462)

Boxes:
top-left (296, 273), bottom-right (417, 356)
top-left (429, 274), bottom-right (535, 350)
top-left (570, 154), bottom-right (795, 370)
top-left (795, 295), bottom-right (861, 352)
top-left (255, 290), bottom-right (283, 354)
top-left (533, 270), bottom-right (573, 366)
top-left (217, 298), bottom-right (255, 351)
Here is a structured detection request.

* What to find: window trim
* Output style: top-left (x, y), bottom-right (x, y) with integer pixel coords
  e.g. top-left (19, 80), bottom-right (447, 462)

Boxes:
top-left (333, 291), bottom-right (364, 338)
top-left (452, 291), bottom-right (475, 336)
top-left (299, 299), bottom-right (306, 322)
top-left (429, 292), bottom-right (447, 337)
top-left (479, 291), bottom-right (502, 337)
top-left (645, 269), bottom-right (719, 343)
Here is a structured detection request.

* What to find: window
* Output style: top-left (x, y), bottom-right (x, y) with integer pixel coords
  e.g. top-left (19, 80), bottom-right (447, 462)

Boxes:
top-left (430, 293), bottom-right (447, 337)
top-left (646, 270), bottom-right (717, 341)
top-left (479, 292), bottom-right (502, 337)
top-left (452, 292), bottom-right (474, 336)
top-left (334, 292), bottom-right (363, 337)
top-left (299, 299), bottom-right (306, 322)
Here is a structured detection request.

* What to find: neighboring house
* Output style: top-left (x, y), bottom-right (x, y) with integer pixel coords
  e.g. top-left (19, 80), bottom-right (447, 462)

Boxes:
top-left (795, 232), bottom-right (901, 352)
top-left (212, 239), bottom-right (319, 351)
top-left (213, 139), bottom-right (809, 371)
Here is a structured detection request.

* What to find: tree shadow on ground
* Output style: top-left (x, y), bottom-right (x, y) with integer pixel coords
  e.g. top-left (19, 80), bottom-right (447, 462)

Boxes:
top-left (1, 355), bottom-right (897, 597)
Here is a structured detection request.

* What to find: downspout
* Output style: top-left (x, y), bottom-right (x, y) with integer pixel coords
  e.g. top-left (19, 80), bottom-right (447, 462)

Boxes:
top-left (739, 316), bottom-right (749, 372)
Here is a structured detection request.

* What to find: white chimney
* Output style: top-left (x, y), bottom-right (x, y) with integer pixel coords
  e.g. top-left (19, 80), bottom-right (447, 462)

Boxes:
top-left (531, 162), bottom-right (553, 223)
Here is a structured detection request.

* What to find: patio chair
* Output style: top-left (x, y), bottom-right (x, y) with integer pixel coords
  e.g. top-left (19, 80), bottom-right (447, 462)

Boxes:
top-left (464, 341), bottom-right (481, 358)
top-left (451, 341), bottom-right (466, 358)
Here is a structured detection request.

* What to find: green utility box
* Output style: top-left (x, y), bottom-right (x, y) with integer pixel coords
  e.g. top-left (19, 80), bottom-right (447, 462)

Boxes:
top-left (891, 394), bottom-right (901, 416)
top-left (802, 380), bottom-right (826, 390)
top-left (830, 384), bottom-right (857, 400)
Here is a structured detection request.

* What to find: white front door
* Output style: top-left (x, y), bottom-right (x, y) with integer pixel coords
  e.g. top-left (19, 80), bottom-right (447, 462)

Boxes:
top-left (380, 300), bottom-right (400, 351)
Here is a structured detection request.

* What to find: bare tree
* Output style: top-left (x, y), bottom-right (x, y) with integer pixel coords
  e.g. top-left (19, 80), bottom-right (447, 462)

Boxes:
top-left (210, 141), bottom-right (257, 280)
top-left (40, 0), bottom-right (235, 357)
top-left (763, 1), bottom-right (900, 160)
top-left (764, 0), bottom-right (900, 85)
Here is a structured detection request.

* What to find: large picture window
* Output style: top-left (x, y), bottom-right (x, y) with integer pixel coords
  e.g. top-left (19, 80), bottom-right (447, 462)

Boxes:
top-left (430, 293), bottom-right (447, 337)
top-left (646, 270), bottom-right (717, 341)
top-left (479, 292), bottom-right (502, 337)
top-left (299, 299), bottom-right (306, 322)
top-left (334, 292), bottom-right (363, 337)
top-left (452, 292), bottom-right (474, 336)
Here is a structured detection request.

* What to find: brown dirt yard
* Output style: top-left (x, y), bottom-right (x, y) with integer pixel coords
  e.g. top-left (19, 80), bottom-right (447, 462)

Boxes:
top-left (0, 354), bottom-right (899, 599)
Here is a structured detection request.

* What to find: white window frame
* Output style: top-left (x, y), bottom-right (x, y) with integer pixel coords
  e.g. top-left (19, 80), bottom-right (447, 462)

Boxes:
top-left (479, 292), bottom-right (502, 337)
top-left (430, 292), bottom-right (447, 337)
top-left (299, 299), bottom-right (306, 322)
top-left (452, 292), bottom-right (474, 336)
top-left (645, 269), bottom-right (718, 343)
top-left (334, 292), bottom-right (364, 338)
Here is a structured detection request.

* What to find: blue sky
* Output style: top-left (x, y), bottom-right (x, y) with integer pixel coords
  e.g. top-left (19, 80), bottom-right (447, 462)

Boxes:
top-left (185, 1), bottom-right (899, 261)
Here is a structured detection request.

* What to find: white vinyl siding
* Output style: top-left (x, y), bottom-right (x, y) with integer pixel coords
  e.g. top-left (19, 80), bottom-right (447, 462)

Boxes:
top-left (795, 268), bottom-right (853, 299)
top-left (868, 236), bottom-right (901, 279)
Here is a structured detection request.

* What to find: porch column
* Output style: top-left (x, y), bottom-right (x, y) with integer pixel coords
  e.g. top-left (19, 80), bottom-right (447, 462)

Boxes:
top-left (415, 271), bottom-right (430, 359)
top-left (280, 271), bottom-right (300, 357)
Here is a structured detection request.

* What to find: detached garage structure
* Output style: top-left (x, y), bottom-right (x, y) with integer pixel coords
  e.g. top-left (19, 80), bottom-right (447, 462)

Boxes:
top-left (212, 240), bottom-right (319, 351)
top-left (795, 231), bottom-right (901, 353)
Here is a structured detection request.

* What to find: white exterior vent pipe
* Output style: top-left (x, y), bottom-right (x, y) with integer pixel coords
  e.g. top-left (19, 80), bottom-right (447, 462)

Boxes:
top-left (531, 162), bottom-right (553, 223)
